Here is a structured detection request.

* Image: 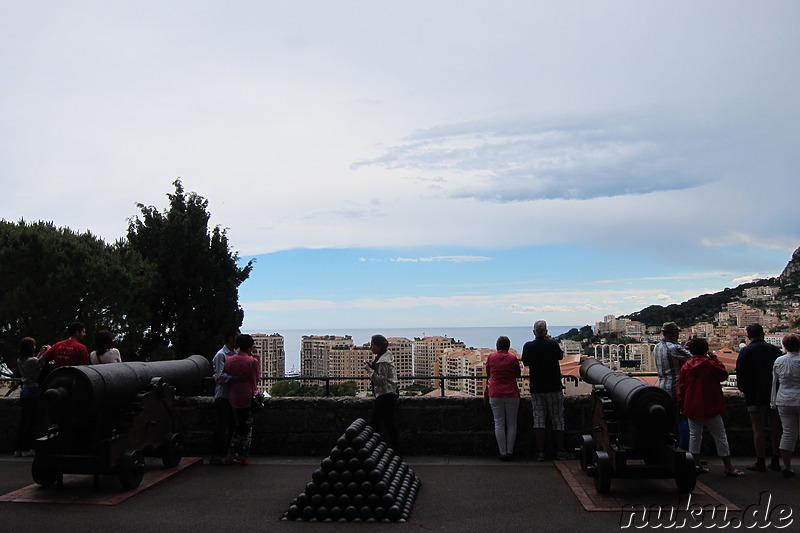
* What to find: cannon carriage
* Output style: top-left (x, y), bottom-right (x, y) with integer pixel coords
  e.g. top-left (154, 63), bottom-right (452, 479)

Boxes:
top-left (579, 358), bottom-right (696, 494)
top-left (32, 355), bottom-right (211, 489)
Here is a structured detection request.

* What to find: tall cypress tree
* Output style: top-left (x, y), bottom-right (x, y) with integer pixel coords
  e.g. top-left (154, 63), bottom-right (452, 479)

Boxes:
top-left (127, 179), bottom-right (254, 360)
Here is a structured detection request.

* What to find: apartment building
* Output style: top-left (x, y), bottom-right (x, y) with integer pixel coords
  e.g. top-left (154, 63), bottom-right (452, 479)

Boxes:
top-left (251, 333), bottom-right (285, 393)
top-left (300, 335), bottom-right (354, 384)
top-left (387, 337), bottom-right (413, 387)
top-left (441, 348), bottom-right (492, 394)
top-left (329, 344), bottom-right (372, 392)
top-left (413, 336), bottom-right (466, 387)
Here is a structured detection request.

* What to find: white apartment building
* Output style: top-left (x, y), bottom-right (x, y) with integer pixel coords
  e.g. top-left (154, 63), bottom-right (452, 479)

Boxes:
top-left (743, 286), bottom-right (780, 301)
top-left (561, 340), bottom-right (583, 358)
top-left (413, 336), bottom-right (466, 387)
top-left (440, 348), bottom-right (492, 394)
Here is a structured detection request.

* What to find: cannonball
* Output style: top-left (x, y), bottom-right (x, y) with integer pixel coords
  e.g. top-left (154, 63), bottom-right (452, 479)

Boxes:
top-left (286, 505), bottom-right (300, 520)
top-left (302, 505), bottom-right (315, 521)
top-left (344, 505), bottom-right (358, 521)
top-left (387, 505), bottom-right (401, 521)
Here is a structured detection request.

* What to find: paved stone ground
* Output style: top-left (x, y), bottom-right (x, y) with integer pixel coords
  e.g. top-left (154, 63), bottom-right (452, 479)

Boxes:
top-left (1, 456), bottom-right (798, 532)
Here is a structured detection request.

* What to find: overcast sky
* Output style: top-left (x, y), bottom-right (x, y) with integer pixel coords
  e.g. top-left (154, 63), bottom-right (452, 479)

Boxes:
top-left (2, 1), bottom-right (798, 331)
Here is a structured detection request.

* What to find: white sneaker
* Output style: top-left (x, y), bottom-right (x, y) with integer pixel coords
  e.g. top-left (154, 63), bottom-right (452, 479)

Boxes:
top-left (22, 449), bottom-right (35, 457)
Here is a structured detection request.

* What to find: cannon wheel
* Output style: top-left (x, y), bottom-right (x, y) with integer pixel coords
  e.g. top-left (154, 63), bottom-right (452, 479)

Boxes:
top-left (162, 432), bottom-right (184, 468)
top-left (31, 459), bottom-right (60, 487)
top-left (675, 452), bottom-right (697, 494)
top-left (593, 451), bottom-right (613, 494)
top-left (579, 435), bottom-right (596, 472)
top-left (119, 449), bottom-right (145, 490)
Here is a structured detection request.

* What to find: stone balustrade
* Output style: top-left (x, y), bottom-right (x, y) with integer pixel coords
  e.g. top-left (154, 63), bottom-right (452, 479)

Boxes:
top-left (0, 392), bottom-right (760, 457)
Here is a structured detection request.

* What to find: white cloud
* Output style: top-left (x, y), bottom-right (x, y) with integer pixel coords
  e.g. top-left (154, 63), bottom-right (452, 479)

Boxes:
top-left (733, 273), bottom-right (761, 284)
top-left (391, 256), bottom-right (492, 263)
top-left (242, 299), bottom-right (336, 312)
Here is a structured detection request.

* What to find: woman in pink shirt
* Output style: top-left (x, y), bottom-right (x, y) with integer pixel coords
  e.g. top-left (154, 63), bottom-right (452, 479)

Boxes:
top-left (223, 334), bottom-right (261, 466)
top-left (484, 336), bottom-right (521, 461)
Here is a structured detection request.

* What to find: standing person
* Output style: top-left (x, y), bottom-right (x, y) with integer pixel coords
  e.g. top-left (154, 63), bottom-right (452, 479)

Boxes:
top-left (522, 320), bottom-right (569, 461)
top-left (210, 328), bottom-right (239, 465)
top-left (223, 334), bottom-right (260, 466)
top-left (89, 330), bottom-right (122, 364)
top-left (678, 338), bottom-right (744, 477)
top-left (364, 334), bottom-right (400, 454)
top-left (38, 321), bottom-right (89, 368)
top-left (736, 323), bottom-right (782, 472)
top-left (771, 333), bottom-right (800, 477)
top-left (654, 322), bottom-right (691, 449)
top-left (14, 337), bottom-right (46, 457)
top-left (484, 336), bottom-right (521, 461)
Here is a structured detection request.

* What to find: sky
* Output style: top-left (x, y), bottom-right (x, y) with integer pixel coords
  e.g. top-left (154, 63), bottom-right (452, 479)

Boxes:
top-left (2, 1), bottom-right (799, 332)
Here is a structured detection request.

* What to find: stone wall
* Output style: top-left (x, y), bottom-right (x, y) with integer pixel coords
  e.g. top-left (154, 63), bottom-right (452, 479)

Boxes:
top-left (0, 392), bottom-right (762, 457)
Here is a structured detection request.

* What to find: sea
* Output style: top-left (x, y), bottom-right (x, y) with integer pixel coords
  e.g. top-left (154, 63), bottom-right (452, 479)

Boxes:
top-left (263, 325), bottom-right (579, 374)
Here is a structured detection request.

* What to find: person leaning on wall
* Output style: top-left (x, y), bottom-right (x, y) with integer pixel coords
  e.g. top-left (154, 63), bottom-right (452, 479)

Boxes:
top-left (364, 334), bottom-right (400, 455)
top-left (771, 333), bottom-right (800, 478)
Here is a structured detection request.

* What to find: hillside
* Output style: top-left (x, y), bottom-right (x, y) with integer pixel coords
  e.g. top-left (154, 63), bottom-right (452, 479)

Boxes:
top-left (621, 247), bottom-right (800, 328)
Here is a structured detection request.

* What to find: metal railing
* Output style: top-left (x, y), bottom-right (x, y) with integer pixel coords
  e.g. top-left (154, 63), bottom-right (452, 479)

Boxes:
top-left (260, 374), bottom-right (581, 397)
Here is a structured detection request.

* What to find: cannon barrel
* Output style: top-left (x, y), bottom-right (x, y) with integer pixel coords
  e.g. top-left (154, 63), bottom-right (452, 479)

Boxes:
top-left (42, 355), bottom-right (211, 420)
top-left (580, 358), bottom-right (674, 428)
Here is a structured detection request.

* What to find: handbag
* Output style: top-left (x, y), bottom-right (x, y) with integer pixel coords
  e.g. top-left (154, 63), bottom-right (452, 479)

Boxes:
top-left (251, 392), bottom-right (267, 412)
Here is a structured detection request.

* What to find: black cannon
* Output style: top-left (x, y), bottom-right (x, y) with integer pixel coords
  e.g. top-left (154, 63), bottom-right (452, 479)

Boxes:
top-left (32, 355), bottom-right (211, 490)
top-left (578, 358), bottom-right (696, 494)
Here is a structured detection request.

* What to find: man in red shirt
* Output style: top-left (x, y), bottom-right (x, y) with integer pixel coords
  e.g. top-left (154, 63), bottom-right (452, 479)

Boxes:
top-left (39, 322), bottom-right (89, 368)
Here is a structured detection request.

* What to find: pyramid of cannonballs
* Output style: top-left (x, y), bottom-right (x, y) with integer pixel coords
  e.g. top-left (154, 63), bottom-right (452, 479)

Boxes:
top-left (283, 418), bottom-right (422, 523)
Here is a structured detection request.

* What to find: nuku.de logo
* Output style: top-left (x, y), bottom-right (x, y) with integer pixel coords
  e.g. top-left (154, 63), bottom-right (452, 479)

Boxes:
top-left (619, 491), bottom-right (793, 529)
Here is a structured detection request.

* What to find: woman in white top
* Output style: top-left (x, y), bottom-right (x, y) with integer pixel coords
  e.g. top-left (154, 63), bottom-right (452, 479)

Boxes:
top-left (90, 330), bottom-right (122, 365)
top-left (771, 333), bottom-right (800, 477)
top-left (364, 334), bottom-right (400, 454)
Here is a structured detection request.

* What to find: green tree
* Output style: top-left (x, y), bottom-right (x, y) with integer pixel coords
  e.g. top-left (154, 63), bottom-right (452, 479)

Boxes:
top-left (127, 180), bottom-right (254, 360)
top-left (0, 220), bottom-right (153, 363)
top-left (332, 381), bottom-right (358, 396)
top-left (270, 380), bottom-right (302, 396)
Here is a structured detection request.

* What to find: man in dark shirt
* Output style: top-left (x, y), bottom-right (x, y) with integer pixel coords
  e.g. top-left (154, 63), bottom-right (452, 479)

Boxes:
top-left (522, 320), bottom-right (568, 461)
top-left (736, 323), bottom-right (782, 472)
